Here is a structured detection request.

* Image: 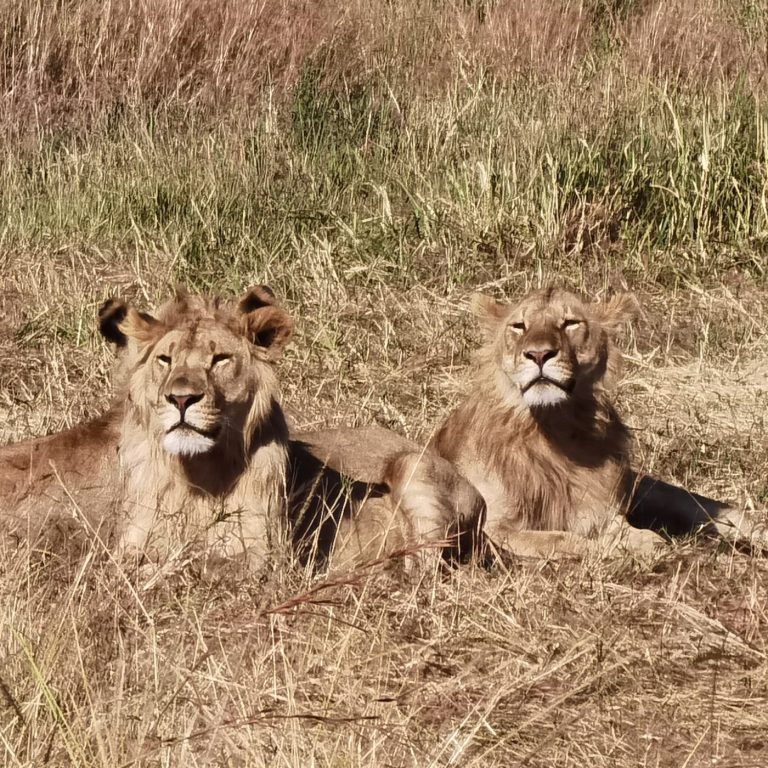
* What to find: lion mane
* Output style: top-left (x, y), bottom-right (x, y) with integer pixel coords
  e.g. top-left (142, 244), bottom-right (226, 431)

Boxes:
top-left (97, 286), bottom-right (293, 564)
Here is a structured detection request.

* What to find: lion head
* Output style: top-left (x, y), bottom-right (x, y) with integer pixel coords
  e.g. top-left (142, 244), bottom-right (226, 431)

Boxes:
top-left (99, 285), bottom-right (293, 460)
top-left (472, 287), bottom-right (638, 412)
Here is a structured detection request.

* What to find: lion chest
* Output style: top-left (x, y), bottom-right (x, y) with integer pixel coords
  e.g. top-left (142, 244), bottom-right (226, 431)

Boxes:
top-left (459, 441), bottom-right (625, 538)
top-left (119, 461), bottom-right (281, 563)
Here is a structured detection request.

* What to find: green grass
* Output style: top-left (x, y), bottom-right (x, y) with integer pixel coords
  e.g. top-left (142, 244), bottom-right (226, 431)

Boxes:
top-left (3, 72), bottom-right (768, 300)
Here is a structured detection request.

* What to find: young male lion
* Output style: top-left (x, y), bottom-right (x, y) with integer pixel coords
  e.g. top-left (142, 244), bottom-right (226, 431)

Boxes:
top-left (0, 285), bottom-right (482, 571)
top-left (429, 287), bottom-right (763, 558)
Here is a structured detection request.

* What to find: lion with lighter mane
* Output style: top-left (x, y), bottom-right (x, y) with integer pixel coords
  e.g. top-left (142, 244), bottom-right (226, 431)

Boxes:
top-left (430, 287), bottom-right (763, 557)
top-left (91, 286), bottom-right (482, 570)
top-left (94, 286), bottom-right (291, 563)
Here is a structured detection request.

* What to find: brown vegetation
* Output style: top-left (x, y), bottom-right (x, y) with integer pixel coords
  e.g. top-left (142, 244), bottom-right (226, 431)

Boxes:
top-left (1, 0), bottom-right (764, 135)
top-left (1, 0), bottom-right (768, 765)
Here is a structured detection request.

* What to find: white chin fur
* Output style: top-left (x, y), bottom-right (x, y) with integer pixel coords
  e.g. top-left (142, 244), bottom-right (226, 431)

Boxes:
top-left (163, 429), bottom-right (216, 456)
top-left (522, 382), bottom-right (570, 408)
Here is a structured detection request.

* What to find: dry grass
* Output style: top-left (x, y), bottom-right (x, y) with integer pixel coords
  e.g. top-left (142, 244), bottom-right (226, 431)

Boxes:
top-left (1, 0), bottom-right (765, 135)
top-left (2, 0), bottom-right (768, 765)
top-left (623, 0), bottom-right (768, 85)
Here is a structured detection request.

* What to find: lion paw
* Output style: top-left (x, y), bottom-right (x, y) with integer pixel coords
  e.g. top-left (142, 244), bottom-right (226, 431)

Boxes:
top-left (598, 522), bottom-right (665, 559)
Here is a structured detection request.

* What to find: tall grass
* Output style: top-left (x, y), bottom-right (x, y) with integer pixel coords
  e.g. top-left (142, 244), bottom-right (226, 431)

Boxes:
top-left (0, 1), bottom-right (766, 294)
top-left (1, 79), bottom-right (767, 302)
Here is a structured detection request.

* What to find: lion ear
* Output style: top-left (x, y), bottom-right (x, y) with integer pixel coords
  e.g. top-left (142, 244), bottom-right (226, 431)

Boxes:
top-left (98, 298), bottom-right (162, 347)
top-left (238, 287), bottom-right (293, 361)
top-left (470, 293), bottom-right (509, 338)
top-left (238, 285), bottom-right (278, 313)
top-left (592, 292), bottom-right (640, 334)
top-left (99, 299), bottom-right (130, 347)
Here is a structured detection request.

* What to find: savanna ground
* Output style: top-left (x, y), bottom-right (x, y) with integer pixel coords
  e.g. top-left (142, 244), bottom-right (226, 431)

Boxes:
top-left (1, 0), bottom-right (768, 765)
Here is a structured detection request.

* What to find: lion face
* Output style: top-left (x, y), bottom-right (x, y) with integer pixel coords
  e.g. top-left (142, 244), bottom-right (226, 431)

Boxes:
top-left (143, 324), bottom-right (263, 456)
top-left (473, 288), bottom-right (638, 411)
top-left (99, 286), bottom-right (293, 458)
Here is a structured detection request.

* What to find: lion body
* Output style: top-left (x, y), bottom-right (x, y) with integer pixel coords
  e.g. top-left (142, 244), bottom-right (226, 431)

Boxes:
top-left (0, 288), bottom-right (484, 571)
top-left (432, 395), bottom-right (631, 542)
top-left (430, 288), bottom-right (663, 557)
top-left (108, 290), bottom-right (290, 563)
top-left (3, 285), bottom-right (755, 569)
top-left (0, 412), bottom-right (121, 556)
top-left (429, 287), bottom-right (768, 557)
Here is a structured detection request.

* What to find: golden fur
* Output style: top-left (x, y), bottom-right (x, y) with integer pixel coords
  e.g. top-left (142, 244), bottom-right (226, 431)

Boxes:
top-left (431, 287), bottom-right (665, 556)
top-left (0, 412), bottom-right (121, 558)
top-left (291, 425), bottom-right (485, 567)
top-left (430, 287), bottom-right (767, 557)
top-left (101, 286), bottom-right (293, 563)
top-left (0, 285), bottom-right (761, 565)
top-left (0, 286), bottom-right (485, 571)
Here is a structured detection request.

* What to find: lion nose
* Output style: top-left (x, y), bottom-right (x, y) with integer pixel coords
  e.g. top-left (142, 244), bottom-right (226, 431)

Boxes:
top-left (166, 392), bottom-right (203, 418)
top-left (524, 348), bottom-right (557, 368)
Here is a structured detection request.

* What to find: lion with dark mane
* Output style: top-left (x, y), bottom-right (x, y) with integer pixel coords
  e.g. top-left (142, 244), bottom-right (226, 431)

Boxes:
top-left (429, 287), bottom-right (764, 557)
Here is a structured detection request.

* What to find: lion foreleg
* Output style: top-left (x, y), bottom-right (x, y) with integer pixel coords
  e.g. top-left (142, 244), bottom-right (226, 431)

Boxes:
top-left (708, 506), bottom-right (768, 552)
top-left (628, 472), bottom-right (768, 550)
top-left (384, 450), bottom-right (486, 569)
top-left (489, 529), bottom-right (589, 559)
top-left (117, 497), bottom-right (157, 561)
top-left (206, 507), bottom-right (270, 568)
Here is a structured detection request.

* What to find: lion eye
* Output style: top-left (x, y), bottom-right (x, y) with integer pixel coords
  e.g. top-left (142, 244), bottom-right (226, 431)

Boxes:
top-left (562, 319), bottom-right (582, 330)
top-left (157, 354), bottom-right (171, 366)
top-left (509, 321), bottom-right (526, 334)
top-left (211, 353), bottom-right (232, 367)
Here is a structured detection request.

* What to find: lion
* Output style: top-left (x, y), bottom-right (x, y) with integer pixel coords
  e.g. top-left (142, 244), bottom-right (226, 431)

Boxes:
top-left (0, 285), bottom-right (484, 572)
top-left (2, 284), bottom-right (756, 570)
top-left (427, 286), bottom-right (764, 558)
